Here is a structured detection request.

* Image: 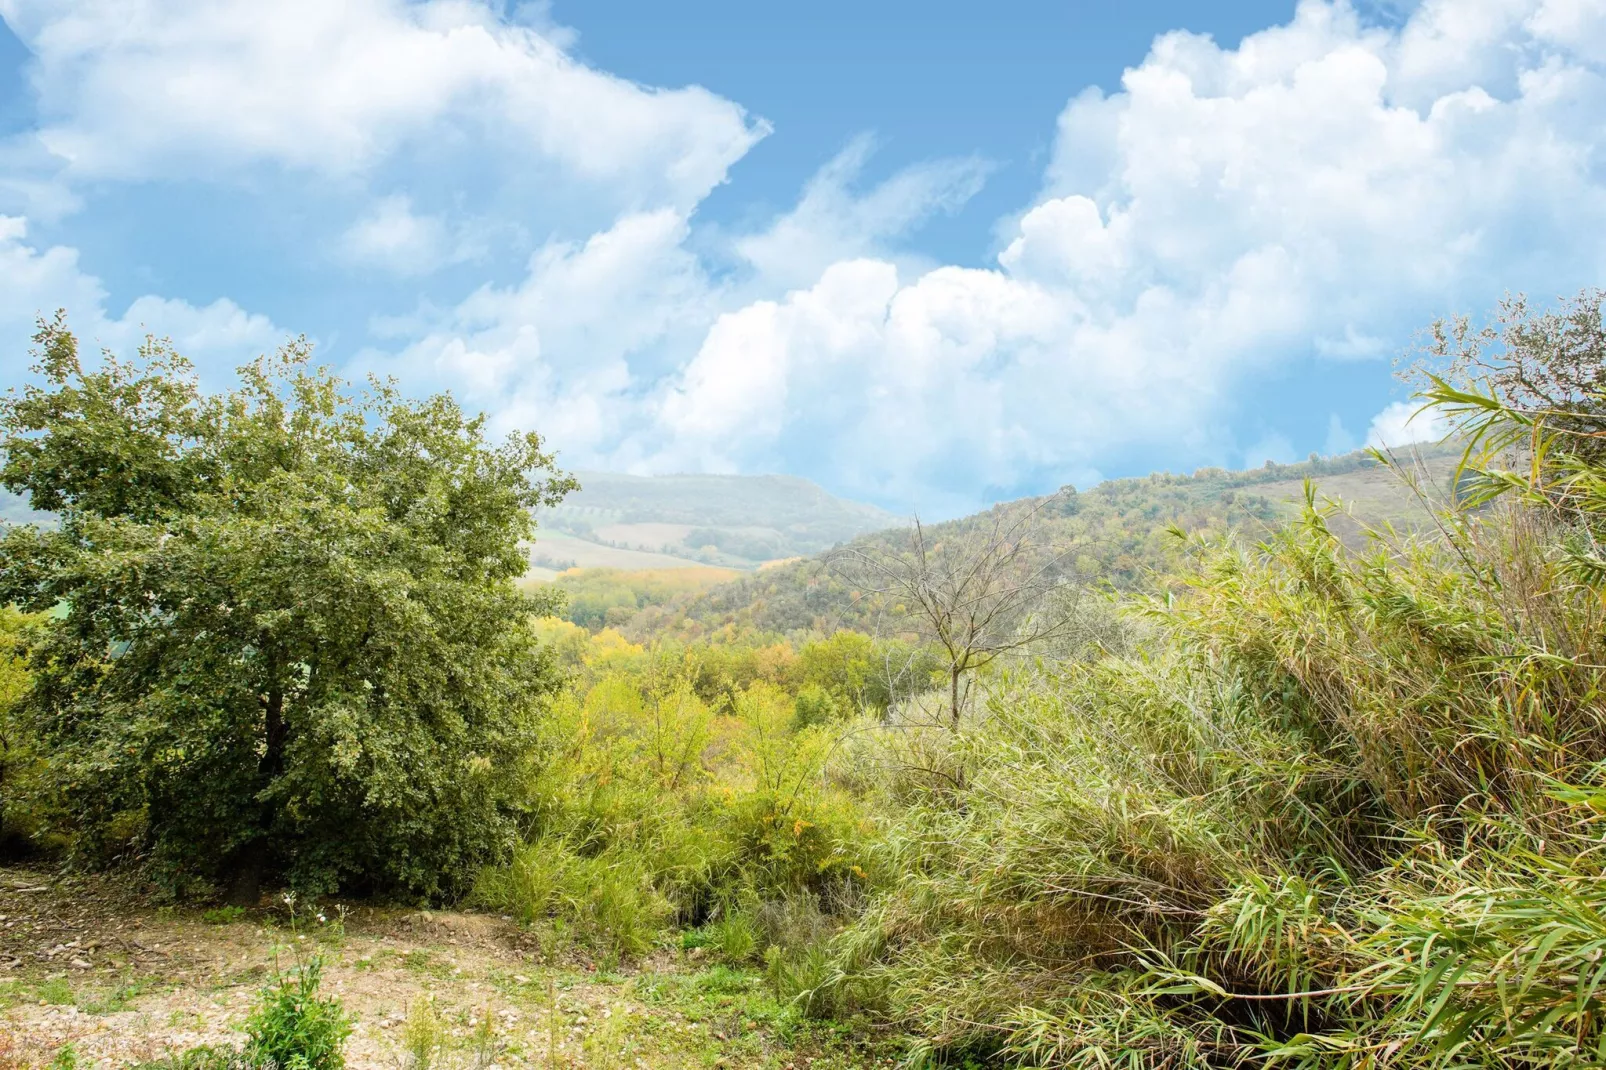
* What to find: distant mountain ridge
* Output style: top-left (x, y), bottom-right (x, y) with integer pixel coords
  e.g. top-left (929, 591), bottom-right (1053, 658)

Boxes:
top-left (531, 470), bottom-right (900, 571)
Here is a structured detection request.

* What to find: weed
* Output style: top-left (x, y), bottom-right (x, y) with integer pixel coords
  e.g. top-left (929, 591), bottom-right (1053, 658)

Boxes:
top-left (400, 950), bottom-right (437, 974)
top-left (397, 998), bottom-right (447, 1070)
top-left (242, 894), bottom-right (353, 1070)
top-left (76, 975), bottom-right (149, 1014)
top-left (203, 906), bottom-right (246, 926)
top-left (35, 975), bottom-right (73, 1005)
top-left (466, 1008), bottom-right (504, 1070)
top-left (707, 910), bottom-right (759, 964)
top-left (243, 953), bottom-right (350, 1070)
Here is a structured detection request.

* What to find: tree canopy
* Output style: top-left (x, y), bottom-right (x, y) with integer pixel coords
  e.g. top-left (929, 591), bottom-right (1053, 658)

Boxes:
top-left (0, 315), bottom-right (576, 900)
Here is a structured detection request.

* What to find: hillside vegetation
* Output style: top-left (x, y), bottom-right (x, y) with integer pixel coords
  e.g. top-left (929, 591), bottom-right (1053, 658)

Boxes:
top-left (529, 567), bottom-right (742, 631)
top-left (615, 443), bottom-right (1462, 642)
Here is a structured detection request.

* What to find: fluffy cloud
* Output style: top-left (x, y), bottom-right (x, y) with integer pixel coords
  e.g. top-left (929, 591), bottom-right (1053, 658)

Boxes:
top-left (1, 0), bottom-right (765, 214)
top-left (1367, 400), bottom-right (1450, 448)
top-left (369, 209), bottom-right (713, 463)
top-left (0, 216), bottom-right (284, 374)
top-left (371, 142), bottom-right (996, 474)
top-left (5, 0), bottom-right (1606, 511)
top-left (648, 0), bottom-right (1606, 505)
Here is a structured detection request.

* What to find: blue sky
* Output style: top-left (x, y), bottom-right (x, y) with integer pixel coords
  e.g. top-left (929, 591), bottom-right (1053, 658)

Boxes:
top-left (0, 0), bottom-right (1602, 516)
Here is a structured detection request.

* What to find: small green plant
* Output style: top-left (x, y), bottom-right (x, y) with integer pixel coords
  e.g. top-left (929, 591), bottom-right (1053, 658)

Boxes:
top-left (466, 1008), bottom-right (504, 1070)
top-left (243, 895), bottom-right (352, 1070)
top-left (765, 942), bottom-right (837, 1016)
top-left (244, 954), bottom-right (351, 1070)
top-left (203, 905), bottom-right (247, 925)
top-left (399, 998), bottom-right (448, 1070)
top-left (36, 976), bottom-right (73, 1005)
top-left (401, 949), bottom-right (437, 974)
top-left (47, 1043), bottom-right (78, 1070)
top-left (708, 910), bottom-right (759, 963)
top-left (77, 976), bottom-right (148, 1014)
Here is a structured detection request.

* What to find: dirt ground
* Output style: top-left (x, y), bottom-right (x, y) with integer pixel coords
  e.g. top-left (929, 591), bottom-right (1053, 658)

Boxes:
top-left (0, 868), bottom-right (889, 1070)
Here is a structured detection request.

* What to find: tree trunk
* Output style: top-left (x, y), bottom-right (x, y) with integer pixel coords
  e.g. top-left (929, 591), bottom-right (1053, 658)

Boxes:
top-left (227, 683), bottom-right (286, 906)
top-left (949, 665), bottom-right (961, 732)
top-left (262, 685), bottom-right (286, 777)
top-left (225, 840), bottom-right (266, 906)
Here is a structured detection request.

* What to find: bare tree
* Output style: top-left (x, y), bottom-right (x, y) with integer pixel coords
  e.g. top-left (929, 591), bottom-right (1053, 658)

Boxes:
top-left (828, 493), bottom-right (1081, 733)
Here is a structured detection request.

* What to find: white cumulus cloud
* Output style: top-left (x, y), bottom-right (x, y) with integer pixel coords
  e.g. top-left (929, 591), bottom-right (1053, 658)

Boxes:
top-left (645, 0), bottom-right (1606, 506)
top-left (337, 195), bottom-right (487, 277)
top-left (734, 136), bottom-right (992, 291)
top-left (1367, 399), bottom-right (1451, 448)
top-left (1, 0), bottom-right (766, 214)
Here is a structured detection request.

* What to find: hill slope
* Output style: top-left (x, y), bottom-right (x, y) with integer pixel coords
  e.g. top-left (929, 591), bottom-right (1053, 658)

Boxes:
top-left (619, 443), bottom-right (1463, 641)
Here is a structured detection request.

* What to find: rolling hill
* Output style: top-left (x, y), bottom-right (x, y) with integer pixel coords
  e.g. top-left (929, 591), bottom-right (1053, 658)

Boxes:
top-left (612, 443), bottom-right (1465, 642)
top-left (530, 470), bottom-right (899, 571)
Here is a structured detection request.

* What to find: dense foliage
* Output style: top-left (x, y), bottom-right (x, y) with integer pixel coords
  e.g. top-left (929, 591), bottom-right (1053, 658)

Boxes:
top-left (0, 317), bottom-right (574, 899)
top-left (470, 621), bottom-right (892, 961)
top-left (542, 566), bottom-right (739, 630)
top-left (819, 491), bottom-right (1606, 1066)
top-left (794, 292), bottom-right (1606, 1067)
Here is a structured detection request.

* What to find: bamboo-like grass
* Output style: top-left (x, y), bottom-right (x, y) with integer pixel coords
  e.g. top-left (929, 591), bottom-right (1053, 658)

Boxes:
top-left (825, 387), bottom-right (1606, 1068)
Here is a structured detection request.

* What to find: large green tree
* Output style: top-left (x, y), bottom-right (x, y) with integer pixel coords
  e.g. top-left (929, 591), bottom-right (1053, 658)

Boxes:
top-left (0, 315), bottom-right (576, 900)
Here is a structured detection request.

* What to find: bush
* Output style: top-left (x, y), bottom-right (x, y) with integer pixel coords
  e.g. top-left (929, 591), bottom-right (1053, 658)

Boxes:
top-left (791, 684), bottom-right (838, 730)
top-left (473, 836), bottom-right (670, 956)
top-left (475, 649), bottom-right (875, 958)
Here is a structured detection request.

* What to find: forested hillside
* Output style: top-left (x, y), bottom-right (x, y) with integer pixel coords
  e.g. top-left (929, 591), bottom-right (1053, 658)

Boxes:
top-left (612, 442), bottom-right (1462, 642)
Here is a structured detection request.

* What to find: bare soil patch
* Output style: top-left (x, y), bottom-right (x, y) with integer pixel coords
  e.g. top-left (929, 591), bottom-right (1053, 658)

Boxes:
top-left (0, 868), bottom-right (886, 1070)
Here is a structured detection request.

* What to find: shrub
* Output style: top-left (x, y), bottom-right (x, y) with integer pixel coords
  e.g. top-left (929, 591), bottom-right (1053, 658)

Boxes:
top-left (828, 476), bottom-right (1606, 1065)
top-left (473, 837), bottom-right (670, 956)
top-left (476, 653), bottom-right (875, 958)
